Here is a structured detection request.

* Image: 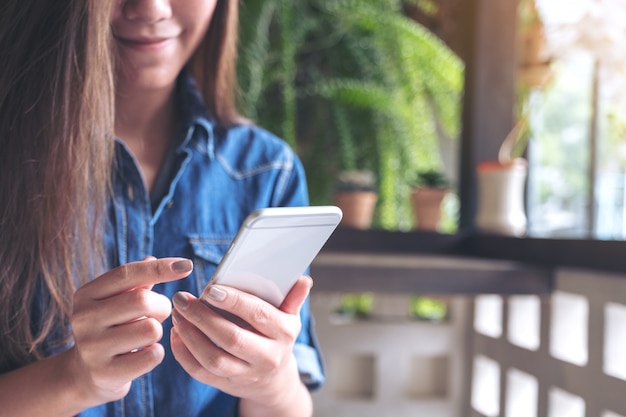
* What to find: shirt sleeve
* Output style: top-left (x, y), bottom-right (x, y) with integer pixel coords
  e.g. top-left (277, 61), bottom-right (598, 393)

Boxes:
top-left (294, 297), bottom-right (326, 390)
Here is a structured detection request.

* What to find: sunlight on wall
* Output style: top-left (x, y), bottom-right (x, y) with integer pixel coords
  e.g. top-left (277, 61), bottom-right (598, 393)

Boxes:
top-left (471, 355), bottom-right (500, 417)
top-left (508, 295), bottom-right (541, 351)
top-left (548, 387), bottom-right (585, 417)
top-left (604, 302), bottom-right (626, 380)
top-left (506, 368), bottom-right (538, 417)
top-left (550, 291), bottom-right (588, 365)
top-left (474, 295), bottom-right (503, 338)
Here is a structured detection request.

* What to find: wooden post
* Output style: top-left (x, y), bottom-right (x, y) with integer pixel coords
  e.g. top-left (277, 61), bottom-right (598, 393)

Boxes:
top-left (459, 0), bottom-right (519, 231)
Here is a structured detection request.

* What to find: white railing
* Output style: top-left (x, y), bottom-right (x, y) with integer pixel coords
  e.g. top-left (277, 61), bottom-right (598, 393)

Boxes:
top-left (470, 268), bottom-right (626, 417)
top-left (310, 259), bottom-right (626, 417)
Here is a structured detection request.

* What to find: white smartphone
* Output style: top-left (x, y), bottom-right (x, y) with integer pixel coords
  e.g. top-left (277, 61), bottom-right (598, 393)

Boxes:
top-left (200, 206), bottom-right (343, 307)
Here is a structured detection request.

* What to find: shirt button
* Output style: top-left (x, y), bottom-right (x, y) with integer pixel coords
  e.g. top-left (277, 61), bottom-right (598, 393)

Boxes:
top-left (127, 184), bottom-right (134, 201)
top-left (166, 200), bottom-right (174, 209)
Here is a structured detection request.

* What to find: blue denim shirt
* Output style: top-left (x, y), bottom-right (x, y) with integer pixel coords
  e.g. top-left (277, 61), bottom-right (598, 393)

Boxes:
top-left (79, 74), bottom-right (325, 416)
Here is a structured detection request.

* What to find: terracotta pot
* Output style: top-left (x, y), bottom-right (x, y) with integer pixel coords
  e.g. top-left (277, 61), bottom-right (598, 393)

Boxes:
top-left (476, 159), bottom-right (528, 236)
top-left (334, 191), bottom-right (378, 229)
top-left (411, 187), bottom-right (448, 231)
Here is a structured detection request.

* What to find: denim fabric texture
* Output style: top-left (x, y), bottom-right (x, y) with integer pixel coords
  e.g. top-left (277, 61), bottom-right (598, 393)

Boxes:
top-left (76, 73), bottom-right (325, 416)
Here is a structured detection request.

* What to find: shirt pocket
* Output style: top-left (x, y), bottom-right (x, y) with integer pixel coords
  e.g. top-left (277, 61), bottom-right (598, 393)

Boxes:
top-left (187, 234), bottom-right (234, 293)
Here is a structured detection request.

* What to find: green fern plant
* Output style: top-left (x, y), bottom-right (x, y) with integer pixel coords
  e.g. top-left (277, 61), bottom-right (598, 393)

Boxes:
top-left (237, 0), bottom-right (464, 230)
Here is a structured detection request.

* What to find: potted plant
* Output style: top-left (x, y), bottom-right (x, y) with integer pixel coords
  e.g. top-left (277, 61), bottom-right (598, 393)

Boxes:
top-left (334, 292), bottom-right (375, 320)
top-left (409, 295), bottom-right (449, 322)
top-left (333, 170), bottom-right (378, 229)
top-left (410, 169), bottom-right (450, 231)
top-left (476, 118), bottom-right (529, 237)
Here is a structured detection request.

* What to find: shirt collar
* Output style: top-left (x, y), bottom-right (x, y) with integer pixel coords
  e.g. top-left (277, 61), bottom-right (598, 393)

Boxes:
top-left (175, 69), bottom-right (216, 159)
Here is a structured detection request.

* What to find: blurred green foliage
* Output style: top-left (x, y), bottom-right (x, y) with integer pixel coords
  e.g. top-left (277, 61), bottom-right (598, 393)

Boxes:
top-left (237, 0), bottom-right (464, 230)
top-left (409, 296), bottom-right (448, 321)
top-left (335, 293), bottom-right (375, 318)
top-left (413, 169), bottom-right (450, 188)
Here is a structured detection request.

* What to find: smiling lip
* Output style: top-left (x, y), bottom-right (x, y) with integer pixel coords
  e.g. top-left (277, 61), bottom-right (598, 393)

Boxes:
top-left (115, 35), bottom-right (175, 51)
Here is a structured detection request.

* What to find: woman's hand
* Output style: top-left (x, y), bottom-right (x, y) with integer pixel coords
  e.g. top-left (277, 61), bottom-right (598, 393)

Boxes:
top-left (171, 275), bottom-right (314, 417)
top-left (68, 257), bottom-right (193, 407)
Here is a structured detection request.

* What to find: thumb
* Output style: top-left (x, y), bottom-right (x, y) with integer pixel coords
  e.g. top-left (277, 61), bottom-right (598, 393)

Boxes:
top-left (279, 275), bottom-right (313, 315)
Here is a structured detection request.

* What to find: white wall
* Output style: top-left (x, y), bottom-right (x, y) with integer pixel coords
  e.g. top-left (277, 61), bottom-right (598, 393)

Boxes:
top-left (311, 293), bottom-right (470, 417)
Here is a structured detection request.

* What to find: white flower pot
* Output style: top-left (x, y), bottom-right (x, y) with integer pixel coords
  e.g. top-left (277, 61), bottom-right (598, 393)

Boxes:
top-left (476, 159), bottom-right (528, 237)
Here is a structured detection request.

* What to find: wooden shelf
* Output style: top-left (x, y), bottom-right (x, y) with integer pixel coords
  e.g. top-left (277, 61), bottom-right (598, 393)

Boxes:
top-left (311, 251), bottom-right (552, 295)
top-left (310, 228), bottom-right (626, 295)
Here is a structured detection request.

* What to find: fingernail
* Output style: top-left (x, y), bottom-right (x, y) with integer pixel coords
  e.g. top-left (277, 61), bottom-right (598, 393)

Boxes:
top-left (171, 259), bottom-right (193, 273)
top-left (304, 275), bottom-right (314, 288)
top-left (173, 292), bottom-right (190, 310)
top-left (205, 286), bottom-right (227, 302)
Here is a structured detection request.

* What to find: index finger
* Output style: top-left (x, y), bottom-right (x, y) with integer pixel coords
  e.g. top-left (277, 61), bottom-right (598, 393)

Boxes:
top-left (81, 257), bottom-right (194, 300)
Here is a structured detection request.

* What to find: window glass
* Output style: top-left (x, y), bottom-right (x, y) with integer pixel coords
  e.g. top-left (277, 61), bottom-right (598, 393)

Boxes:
top-left (524, 0), bottom-right (626, 239)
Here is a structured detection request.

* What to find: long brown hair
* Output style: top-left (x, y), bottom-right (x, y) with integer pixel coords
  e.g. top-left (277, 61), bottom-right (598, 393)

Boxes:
top-left (190, 0), bottom-right (244, 126)
top-left (0, 0), bottom-right (115, 369)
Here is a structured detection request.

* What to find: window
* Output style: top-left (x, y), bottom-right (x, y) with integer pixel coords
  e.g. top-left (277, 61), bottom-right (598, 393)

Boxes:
top-left (523, 0), bottom-right (626, 239)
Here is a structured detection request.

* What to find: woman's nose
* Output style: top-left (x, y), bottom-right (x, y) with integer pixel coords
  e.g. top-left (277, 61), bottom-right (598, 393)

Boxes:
top-left (122, 0), bottom-right (173, 24)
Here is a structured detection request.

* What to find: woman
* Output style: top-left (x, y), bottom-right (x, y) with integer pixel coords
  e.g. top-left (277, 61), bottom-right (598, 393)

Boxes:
top-left (0, 1), bottom-right (323, 416)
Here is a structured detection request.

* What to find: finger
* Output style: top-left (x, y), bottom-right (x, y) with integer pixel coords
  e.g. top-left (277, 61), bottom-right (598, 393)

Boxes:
top-left (201, 276), bottom-right (312, 321)
top-left (187, 286), bottom-right (300, 342)
top-left (174, 297), bottom-right (273, 365)
top-left (170, 327), bottom-right (241, 395)
top-left (107, 343), bottom-right (166, 382)
top-left (171, 310), bottom-right (249, 378)
top-left (170, 326), bottom-right (205, 377)
top-left (101, 317), bottom-right (165, 356)
top-left (73, 289), bottom-right (172, 331)
top-left (138, 256), bottom-right (157, 291)
top-left (136, 257), bottom-right (157, 290)
top-left (171, 327), bottom-right (229, 388)
top-left (79, 258), bottom-right (193, 300)
top-left (279, 275), bottom-right (313, 315)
